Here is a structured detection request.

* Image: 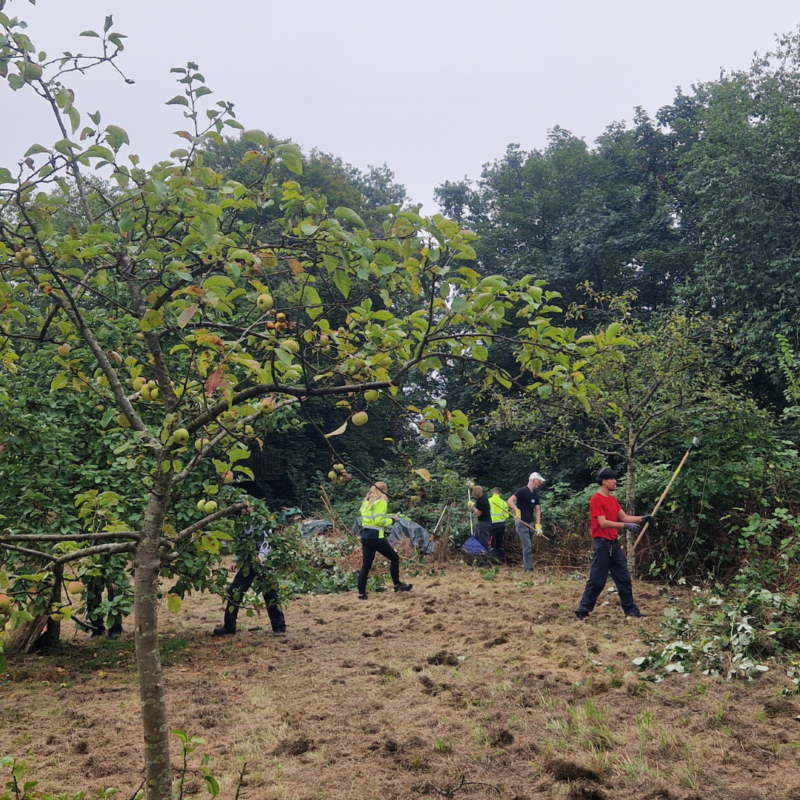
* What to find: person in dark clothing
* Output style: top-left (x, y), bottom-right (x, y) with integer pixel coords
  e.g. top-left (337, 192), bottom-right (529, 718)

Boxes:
top-left (470, 485), bottom-right (492, 554)
top-left (357, 481), bottom-right (413, 600)
top-left (507, 472), bottom-right (545, 571)
top-left (575, 468), bottom-right (653, 620)
top-left (86, 577), bottom-right (123, 639)
top-left (85, 555), bottom-right (131, 639)
top-left (214, 506), bottom-right (286, 636)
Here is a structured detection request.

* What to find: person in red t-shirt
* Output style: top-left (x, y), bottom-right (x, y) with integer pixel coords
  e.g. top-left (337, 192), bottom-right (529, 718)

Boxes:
top-left (575, 468), bottom-right (654, 620)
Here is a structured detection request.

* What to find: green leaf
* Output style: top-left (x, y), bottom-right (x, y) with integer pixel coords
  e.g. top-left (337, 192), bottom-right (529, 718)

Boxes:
top-left (167, 593), bottom-right (183, 614)
top-left (79, 30), bottom-right (100, 38)
top-left (104, 15), bottom-right (114, 32)
top-left (66, 105), bottom-right (80, 134)
top-left (24, 144), bottom-right (49, 157)
top-left (275, 143), bottom-right (303, 174)
top-left (108, 33), bottom-right (127, 51)
top-left (303, 286), bottom-right (322, 319)
top-left (50, 374), bottom-right (68, 391)
top-left (332, 269), bottom-right (350, 300)
top-left (140, 309), bottom-right (165, 332)
top-left (472, 345), bottom-right (488, 362)
top-left (334, 207), bottom-right (366, 229)
top-left (229, 447), bottom-right (250, 463)
top-left (165, 95), bottom-right (189, 107)
top-left (105, 125), bottom-right (130, 151)
top-left (0, 168), bottom-right (15, 185)
top-left (227, 248), bottom-right (256, 263)
top-left (242, 129), bottom-right (270, 147)
top-left (203, 275), bottom-right (235, 289)
top-left (448, 433), bottom-right (463, 452)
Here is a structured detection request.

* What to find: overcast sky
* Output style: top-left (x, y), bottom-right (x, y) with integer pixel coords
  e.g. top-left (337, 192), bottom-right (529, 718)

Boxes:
top-left (2, 0), bottom-right (800, 208)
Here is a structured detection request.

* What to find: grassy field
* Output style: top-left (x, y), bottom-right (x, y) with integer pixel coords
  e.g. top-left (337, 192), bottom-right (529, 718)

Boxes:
top-left (2, 564), bottom-right (799, 800)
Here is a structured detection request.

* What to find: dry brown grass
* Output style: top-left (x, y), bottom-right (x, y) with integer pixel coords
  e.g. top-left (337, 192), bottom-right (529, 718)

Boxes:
top-left (2, 565), bottom-right (800, 800)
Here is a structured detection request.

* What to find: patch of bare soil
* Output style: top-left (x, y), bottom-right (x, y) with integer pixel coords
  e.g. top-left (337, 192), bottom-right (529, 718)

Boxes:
top-left (2, 566), bottom-right (800, 800)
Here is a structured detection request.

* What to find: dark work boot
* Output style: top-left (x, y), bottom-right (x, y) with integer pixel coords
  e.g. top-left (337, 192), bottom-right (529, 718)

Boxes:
top-left (213, 624), bottom-right (236, 637)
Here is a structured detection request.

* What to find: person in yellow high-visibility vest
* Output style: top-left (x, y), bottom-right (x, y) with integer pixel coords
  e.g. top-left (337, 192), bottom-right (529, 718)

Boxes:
top-left (357, 481), bottom-right (413, 600)
top-left (489, 487), bottom-right (512, 556)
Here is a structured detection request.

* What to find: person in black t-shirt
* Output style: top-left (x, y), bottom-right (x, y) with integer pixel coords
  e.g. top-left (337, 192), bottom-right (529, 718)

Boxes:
top-left (470, 485), bottom-right (492, 554)
top-left (507, 472), bottom-right (545, 571)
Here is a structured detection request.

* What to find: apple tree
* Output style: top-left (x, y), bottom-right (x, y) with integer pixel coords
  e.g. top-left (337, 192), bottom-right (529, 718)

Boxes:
top-left (0, 7), bottom-right (605, 798)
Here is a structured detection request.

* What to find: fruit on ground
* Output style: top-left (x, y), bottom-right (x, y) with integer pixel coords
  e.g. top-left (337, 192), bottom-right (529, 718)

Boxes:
top-left (257, 293), bottom-right (274, 312)
top-left (173, 428), bottom-right (190, 445)
top-left (352, 411), bottom-right (369, 426)
top-left (67, 580), bottom-right (85, 595)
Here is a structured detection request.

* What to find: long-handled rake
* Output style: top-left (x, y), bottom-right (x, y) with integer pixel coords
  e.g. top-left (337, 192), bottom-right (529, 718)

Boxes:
top-left (631, 437), bottom-right (701, 553)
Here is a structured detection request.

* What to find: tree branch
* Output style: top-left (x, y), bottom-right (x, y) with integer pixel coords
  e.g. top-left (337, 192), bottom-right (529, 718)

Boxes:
top-left (0, 532), bottom-right (140, 543)
top-left (173, 501), bottom-right (249, 542)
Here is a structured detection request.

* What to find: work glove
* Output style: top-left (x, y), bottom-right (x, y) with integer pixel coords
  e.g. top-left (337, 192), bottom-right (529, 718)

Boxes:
top-left (515, 509), bottom-right (521, 519)
top-left (467, 500), bottom-right (475, 509)
top-left (623, 522), bottom-right (642, 534)
top-left (642, 515), bottom-right (655, 525)
top-left (535, 524), bottom-right (543, 534)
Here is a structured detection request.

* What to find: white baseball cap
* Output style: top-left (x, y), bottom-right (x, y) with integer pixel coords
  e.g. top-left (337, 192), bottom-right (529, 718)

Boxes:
top-left (529, 472), bottom-right (545, 482)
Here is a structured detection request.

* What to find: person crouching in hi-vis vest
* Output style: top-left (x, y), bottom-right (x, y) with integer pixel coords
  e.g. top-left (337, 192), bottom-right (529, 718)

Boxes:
top-left (489, 487), bottom-right (511, 560)
top-left (357, 481), bottom-right (413, 600)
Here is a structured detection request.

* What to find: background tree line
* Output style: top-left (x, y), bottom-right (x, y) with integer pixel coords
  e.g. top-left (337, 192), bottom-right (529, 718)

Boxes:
top-left (431, 31), bottom-right (800, 586)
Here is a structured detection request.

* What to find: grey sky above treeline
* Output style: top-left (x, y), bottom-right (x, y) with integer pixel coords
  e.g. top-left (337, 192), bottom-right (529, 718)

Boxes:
top-left (2, 0), bottom-right (800, 208)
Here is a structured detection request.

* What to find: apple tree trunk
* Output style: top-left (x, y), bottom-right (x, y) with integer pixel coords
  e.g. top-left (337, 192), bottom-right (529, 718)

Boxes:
top-left (135, 475), bottom-right (173, 800)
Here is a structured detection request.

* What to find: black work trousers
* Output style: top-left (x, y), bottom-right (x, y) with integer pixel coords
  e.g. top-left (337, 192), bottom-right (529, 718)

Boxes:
top-left (358, 537), bottom-right (400, 594)
top-left (86, 578), bottom-right (122, 636)
top-left (224, 562), bottom-right (286, 633)
top-left (576, 538), bottom-right (640, 616)
top-left (490, 522), bottom-right (506, 551)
